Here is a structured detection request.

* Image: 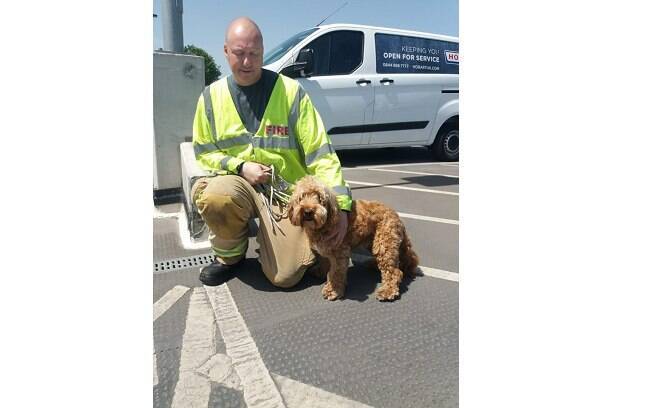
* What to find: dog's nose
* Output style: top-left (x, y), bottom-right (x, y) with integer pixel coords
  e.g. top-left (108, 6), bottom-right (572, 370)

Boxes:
top-left (303, 209), bottom-right (314, 220)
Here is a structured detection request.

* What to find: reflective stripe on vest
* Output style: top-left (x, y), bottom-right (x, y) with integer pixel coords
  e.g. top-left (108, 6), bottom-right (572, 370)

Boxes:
top-left (203, 83), bottom-right (303, 153)
top-left (253, 136), bottom-right (298, 150)
top-left (220, 156), bottom-right (234, 169)
top-left (195, 133), bottom-right (300, 155)
top-left (203, 86), bottom-right (217, 140)
top-left (194, 142), bottom-right (219, 156)
top-left (287, 85), bottom-right (305, 140)
top-left (216, 133), bottom-right (252, 150)
top-left (332, 185), bottom-right (351, 197)
top-left (305, 143), bottom-right (335, 166)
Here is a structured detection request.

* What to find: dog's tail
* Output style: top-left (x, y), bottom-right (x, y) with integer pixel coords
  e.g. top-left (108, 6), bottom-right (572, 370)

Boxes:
top-left (399, 228), bottom-right (420, 277)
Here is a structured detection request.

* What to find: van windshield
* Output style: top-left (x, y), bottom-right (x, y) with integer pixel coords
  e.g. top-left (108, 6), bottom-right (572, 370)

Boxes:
top-left (263, 28), bottom-right (319, 66)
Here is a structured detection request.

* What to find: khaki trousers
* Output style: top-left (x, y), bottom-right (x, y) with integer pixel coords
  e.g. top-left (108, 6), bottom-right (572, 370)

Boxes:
top-left (191, 175), bottom-right (315, 288)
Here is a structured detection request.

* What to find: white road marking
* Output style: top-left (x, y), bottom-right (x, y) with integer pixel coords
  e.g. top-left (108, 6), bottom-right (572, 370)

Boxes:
top-left (272, 373), bottom-right (373, 408)
top-left (154, 203), bottom-right (183, 219)
top-left (350, 253), bottom-right (459, 282)
top-left (151, 285), bottom-right (197, 389)
top-left (366, 168), bottom-right (458, 178)
top-left (153, 285), bottom-right (190, 322)
top-left (152, 283), bottom-right (392, 404)
top-left (205, 284), bottom-right (286, 408)
top-left (153, 211), bottom-right (179, 220)
top-left (196, 353), bottom-right (242, 390)
top-left (343, 161), bottom-right (458, 170)
top-left (397, 212), bottom-right (458, 225)
top-left (153, 346), bottom-right (158, 387)
top-left (177, 208), bottom-right (212, 250)
top-left (347, 180), bottom-right (459, 196)
top-left (417, 266), bottom-right (459, 282)
top-left (170, 287), bottom-right (219, 408)
top-left (153, 205), bottom-right (212, 249)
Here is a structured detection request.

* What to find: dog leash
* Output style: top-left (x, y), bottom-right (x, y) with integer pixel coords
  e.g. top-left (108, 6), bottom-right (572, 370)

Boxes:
top-left (255, 165), bottom-right (294, 234)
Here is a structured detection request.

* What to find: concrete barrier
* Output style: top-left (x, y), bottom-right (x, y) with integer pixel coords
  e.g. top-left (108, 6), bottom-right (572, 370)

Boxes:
top-left (153, 51), bottom-right (205, 191)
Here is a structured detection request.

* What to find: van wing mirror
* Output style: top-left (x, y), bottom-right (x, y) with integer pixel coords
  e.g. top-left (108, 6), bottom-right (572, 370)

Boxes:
top-left (296, 48), bottom-right (314, 74)
top-left (280, 48), bottom-right (314, 78)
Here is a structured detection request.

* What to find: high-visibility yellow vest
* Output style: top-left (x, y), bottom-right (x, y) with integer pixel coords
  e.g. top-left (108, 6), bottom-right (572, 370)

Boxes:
top-left (192, 74), bottom-right (352, 211)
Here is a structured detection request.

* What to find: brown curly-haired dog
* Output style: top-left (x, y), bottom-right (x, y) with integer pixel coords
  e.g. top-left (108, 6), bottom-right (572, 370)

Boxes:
top-left (288, 176), bottom-right (419, 301)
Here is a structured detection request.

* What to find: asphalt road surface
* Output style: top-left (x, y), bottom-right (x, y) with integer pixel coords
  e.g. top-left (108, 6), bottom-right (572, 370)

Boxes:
top-left (153, 146), bottom-right (459, 408)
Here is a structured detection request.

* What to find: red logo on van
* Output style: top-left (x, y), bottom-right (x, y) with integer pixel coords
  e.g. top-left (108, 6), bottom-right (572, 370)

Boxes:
top-left (445, 51), bottom-right (459, 64)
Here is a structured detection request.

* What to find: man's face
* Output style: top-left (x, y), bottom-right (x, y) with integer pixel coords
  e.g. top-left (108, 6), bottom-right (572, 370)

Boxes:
top-left (224, 31), bottom-right (263, 86)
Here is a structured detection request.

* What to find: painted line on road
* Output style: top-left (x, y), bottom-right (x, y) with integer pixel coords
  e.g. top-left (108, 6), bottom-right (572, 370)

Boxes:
top-left (154, 203), bottom-right (183, 219)
top-left (170, 287), bottom-right (218, 407)
top-left (343, 161), bottom-right (458, 170)
top-left (366, 168), bottom-right (458, 178)
top-left (398, 212), bottom-right (458, 225)
top-left (153, 204), bottom-right (211, 249)
top-left (273, 373), bottom-right (373, 408)
top-left (417, 266), bottom-right (459, 282)
top-left (153, 285), bottom-right (191, 388)
top-left (154, 351), bottom-right (158, 387)
top-left (177, 208), bottom-right (212, 250)
top-left (351, 253), bottom-right (458, 282)
top-left (153, 280), bottom-right (383, 404)
top-left (347, 180), bottom-right (459, 196)
top-left (153, 285), bottom-right (190, 322)
top-left (205, 284), bottom-right (286, 407)
top-left (153, 205), bottom-right (212, 250)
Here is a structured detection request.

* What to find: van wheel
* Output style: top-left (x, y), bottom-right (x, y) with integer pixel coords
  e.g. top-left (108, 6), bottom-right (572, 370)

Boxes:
top-left (433, 127), bottom-right (459, 161)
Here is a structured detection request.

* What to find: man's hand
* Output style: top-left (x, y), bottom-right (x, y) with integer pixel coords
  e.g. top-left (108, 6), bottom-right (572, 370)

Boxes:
top-left (240, 162), bottom-right (271, 186)
top-left (325, 210), bottom-right (348, 247)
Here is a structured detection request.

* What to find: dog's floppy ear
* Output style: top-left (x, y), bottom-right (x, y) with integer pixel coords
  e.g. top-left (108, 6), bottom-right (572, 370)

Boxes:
top-left (287, 178), bottom-right (305, 226)
top-left (287, 191), bottom-right (299, 226)
top-left (324, 184), bottom-right (340, 220)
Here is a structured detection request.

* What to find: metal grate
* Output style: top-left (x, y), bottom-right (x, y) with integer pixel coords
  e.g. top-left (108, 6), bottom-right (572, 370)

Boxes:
top-left (154, 253), bottom-right (216, 273)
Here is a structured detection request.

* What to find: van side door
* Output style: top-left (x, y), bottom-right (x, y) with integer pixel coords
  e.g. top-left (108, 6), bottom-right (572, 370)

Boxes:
top-left (367, 33), bottom-right (459, 146)
top-left (293, 29), bottom-right (373, 148)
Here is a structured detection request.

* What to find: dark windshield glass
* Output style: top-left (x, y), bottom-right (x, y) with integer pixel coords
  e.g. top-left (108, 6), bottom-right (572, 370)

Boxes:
top-left (263, 28), bottom-right (319, 66)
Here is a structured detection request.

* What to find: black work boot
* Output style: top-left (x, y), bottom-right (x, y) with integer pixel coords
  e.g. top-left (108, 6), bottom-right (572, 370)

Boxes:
top-left (306, 255), bottom-right (329, 279)
top-left (199, 258), bottom-right (244, 286)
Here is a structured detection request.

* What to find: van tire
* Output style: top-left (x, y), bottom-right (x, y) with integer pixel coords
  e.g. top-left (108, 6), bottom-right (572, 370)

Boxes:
top-left (432, 126), bottom-right (459, 162)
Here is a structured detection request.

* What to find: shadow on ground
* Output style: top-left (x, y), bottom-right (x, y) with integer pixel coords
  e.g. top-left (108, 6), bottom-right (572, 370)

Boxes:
top-left (234, 258), bottom-right (416, 302)
top-left (339, 147), bottom-right (458, 188)
top-left (402, 175), bottom-right (458, 188)
top-left (350, 176), bottom-right (458, 192)
top-left (337, 146), bottom-right (443, 167)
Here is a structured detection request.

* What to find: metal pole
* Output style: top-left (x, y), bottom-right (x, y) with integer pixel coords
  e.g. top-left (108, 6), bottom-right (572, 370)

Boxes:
top-left (161, 0), bottom-right (184, 52)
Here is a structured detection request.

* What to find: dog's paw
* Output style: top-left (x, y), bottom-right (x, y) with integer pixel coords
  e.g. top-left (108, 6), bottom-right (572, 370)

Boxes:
top-left (322, 282), bottom-right (343, 301)
top-left (375, 284), bottom-right (399, 301)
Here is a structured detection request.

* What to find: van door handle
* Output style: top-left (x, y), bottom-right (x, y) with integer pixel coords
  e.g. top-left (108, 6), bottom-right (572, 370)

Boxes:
top-left (380, 78), bottom-right (394, 84)
top-left (356, 79), bottom-right (371, 85)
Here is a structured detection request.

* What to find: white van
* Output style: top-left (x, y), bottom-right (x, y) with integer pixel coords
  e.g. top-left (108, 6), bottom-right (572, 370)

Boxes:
top-left (263, 24), bottom-right (459, 161)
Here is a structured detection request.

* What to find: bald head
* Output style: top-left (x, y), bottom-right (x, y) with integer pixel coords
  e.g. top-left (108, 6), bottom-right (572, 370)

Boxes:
top-left (225, 17), bottom-right (262, 45)
top-left (224, 17), bottom-right (264, 86)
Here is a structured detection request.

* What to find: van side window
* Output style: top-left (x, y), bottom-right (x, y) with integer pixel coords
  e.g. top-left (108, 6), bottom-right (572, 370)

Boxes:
top-left (301, 30), bottom-right (364, 76)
